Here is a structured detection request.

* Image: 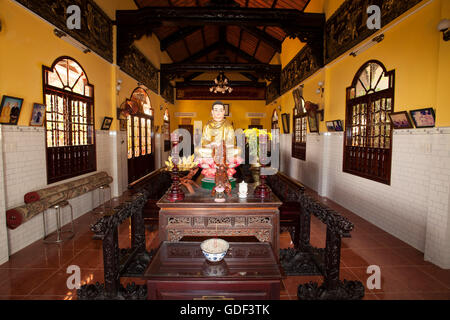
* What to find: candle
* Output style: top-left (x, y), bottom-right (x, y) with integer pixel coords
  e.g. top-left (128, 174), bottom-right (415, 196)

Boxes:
top-left (239, 182), bottom-right (248, 194)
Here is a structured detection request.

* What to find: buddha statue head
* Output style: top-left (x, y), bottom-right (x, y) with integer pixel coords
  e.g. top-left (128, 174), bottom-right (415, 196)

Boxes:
top-left (211, 101), bottom-right (225, 123)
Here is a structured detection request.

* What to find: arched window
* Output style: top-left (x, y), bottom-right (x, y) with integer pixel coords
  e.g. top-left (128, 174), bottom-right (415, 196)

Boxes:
top-left (292, 88), bottom-right (307, 160)
top-left (127, 87), bottom-right (155, 183)
top-left (344, 60), bottom-right (395, 184)
top-left (43, 56), bottom-right (95, 184)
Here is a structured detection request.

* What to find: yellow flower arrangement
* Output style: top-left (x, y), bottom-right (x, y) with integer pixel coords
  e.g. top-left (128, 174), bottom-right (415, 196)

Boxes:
top-left (165, 154), bottom-right (198, 171)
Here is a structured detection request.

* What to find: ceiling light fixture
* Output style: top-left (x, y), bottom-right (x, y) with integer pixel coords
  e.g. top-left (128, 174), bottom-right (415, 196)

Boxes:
top-left (209, 71), bottom-right (233, 94)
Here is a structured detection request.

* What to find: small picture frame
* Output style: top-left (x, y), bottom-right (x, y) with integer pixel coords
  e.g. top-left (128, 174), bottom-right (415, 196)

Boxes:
top-left (333, 120), bottom-right (343, 132)
top-left (326, 121), bottom-right (335, 132)
top-left (281, 113), bottom-right (290, 134)
top-left (101, 117), bottom-right (113, 130)
top-left (0, 95), bottom-right (24, 125)
top-left (388, 111), bottom-right (414, 129)
top-left (30, 103), bottom-right (46, 126)
top-left (409, 108), bottom-right (435, 128)
top-left (224, 104), bottom-right (230, 117)
top-left (308, 113), bottom-right (319, 133)
top-left (119, 118), bottom-right (127, 131)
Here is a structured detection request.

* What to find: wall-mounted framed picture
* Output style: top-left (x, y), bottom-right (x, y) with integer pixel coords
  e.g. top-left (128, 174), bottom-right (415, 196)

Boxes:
top-left (119, 118), bottom-right (127, 131)
top-left (224, 103), bottom-right (230, 116)
top-left (0, 95), bottom-right (24, 125)
top-left (333, 120), bottom-right (343, 131)
top-left (101, 117), bottom-right (113, 130)
top-left (30, 103), bottom-right (45, 126)
top-left (326, 121), bottom-right (335, 132)
top-left (388, 111), bottom-right (414, 129)
top-left (308, 113), bottom-right (319, 133)
top-left (409, 108), bottom-right (435, 128)
top-left (281, 113), bottom-right (290, 134)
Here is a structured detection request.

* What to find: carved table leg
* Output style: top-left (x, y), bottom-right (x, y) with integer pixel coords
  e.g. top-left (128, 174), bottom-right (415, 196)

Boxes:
top-left (298, 208), bottom-right (311, 251)
top-left (103, 227), bottom-right (120, 299)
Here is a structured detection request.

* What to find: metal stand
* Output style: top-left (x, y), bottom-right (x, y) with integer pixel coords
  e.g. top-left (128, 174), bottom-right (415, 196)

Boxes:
top-left (43, 200), bottom-right (75, 243)
top-left (99, 184), bottom-right (112, 214)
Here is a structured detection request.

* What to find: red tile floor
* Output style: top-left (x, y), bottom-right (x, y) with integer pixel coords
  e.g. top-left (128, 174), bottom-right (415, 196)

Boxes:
top-left (0, 190), bottom-right (449, 300)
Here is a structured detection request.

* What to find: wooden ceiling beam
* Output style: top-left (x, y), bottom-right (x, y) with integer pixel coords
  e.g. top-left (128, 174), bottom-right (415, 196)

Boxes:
top-left (160, 26), bottom-right (202, 51)
top-left (116, 7), bottom-right (324, 30)
top-left (161, 62), bottom-right (280, 81)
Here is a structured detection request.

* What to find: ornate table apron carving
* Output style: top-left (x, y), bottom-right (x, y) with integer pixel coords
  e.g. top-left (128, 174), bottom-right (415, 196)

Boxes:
top-left (160, 208), bottom-right (279, 255)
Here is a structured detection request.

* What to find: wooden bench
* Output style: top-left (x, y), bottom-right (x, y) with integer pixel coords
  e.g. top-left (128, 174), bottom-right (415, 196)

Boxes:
top-left (266, 172), bottom-right (306, 248)
top-left (77, 191), bottom-right (152, 300)
top-left (273, 178), bottom-right (365, 300)
top-left (128, 169), bottom-right (173, 228)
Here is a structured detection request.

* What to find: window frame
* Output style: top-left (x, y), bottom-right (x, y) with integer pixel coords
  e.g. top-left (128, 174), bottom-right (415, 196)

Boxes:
top-left (43, 56), bottom-right (96, 185)
top-left (343, 60), bottom-right (395, 185)
top-left (127, 87), bottom-right (155, 184)
top-left (292, 96), bottom-right (307, 161)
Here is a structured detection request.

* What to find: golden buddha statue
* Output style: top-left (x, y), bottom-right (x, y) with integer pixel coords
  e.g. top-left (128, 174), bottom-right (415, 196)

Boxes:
top-left (197, 101), bottom-right (242, 187)
top-left (198, 101), bottom-right (239, 160)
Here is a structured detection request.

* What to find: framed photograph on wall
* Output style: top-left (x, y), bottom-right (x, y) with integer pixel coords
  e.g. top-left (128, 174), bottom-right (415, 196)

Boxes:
top-left (281, 113), bottom-right (290, 134)
top-left (30, 103), bottom-right (45, 126)
top-left (308, 113), bottom-right (319, 133)
top-left (333, 120), bottom-right (343, 131)
top-left (224, 103), bottom-right (230, 116)
top-left (409, 108), bottom-right (435, 128)
top-left (101, 117), bottom-right (113, 130)
top-left (388, 111), bottom-right (414, 129)
top-left (0, 95), bottom-right (24, 125)
top-left (326, 121), bottom-right (335, 132)
top-left (119, 119), bottom-right (127, 131)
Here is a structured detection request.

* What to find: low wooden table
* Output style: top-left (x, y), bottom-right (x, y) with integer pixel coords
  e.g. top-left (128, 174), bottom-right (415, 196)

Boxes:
top-left (158, 180), bottom-right (282, 259)
top-left (144, 241), bottom-right (283, 300)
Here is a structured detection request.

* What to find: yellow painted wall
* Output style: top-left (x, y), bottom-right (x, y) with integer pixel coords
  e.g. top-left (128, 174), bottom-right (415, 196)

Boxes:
top-left (174, 100), bottom-right (270, 130)
top-left (0, 0), bottom-right (173, 131)
top-left (274, 0), bottom-right (449, 129)
top-left (0, 0), bottom-right (115, 129)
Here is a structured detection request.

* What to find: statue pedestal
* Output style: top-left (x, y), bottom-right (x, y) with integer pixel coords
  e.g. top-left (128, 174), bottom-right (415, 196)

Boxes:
top-left (201, 177), bottom-right (236, 190)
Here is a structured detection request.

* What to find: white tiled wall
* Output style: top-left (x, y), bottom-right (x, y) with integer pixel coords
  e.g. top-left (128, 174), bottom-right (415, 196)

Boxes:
top-left (280, 128), bottom-right (450, 269)
top-left (0, 126), bottom-right (9, 265)
top-left (1, 126), bottom-right (127, 256)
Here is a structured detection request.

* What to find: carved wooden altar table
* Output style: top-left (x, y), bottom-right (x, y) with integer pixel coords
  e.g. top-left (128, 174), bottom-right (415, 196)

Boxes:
top-left (157, 182), bottom-right (282, 259)
top-left (144, 241), bottom-right (283, 300)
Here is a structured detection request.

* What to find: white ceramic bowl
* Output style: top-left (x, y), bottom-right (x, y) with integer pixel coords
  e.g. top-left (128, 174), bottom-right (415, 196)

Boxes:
top-left (200, 238), bottom-right (229, 262)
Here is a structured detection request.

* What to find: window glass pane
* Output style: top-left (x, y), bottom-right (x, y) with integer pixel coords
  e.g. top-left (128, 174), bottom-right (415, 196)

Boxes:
top-left (134, 117), bottom-right (140, 158)
top-left (55, 62), bottom-right (68, 87)
top-left (48, 70), bottom-right (64, 88)
top-left (147, 119), bottom-right (151, 154)
top-left (141, 118), bottom-right (146, 155)
top-left (127, 116), bottom-right (133, 159)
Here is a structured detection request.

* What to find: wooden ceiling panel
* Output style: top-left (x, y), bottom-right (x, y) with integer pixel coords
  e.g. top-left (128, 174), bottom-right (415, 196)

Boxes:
top-left (153, 26), bottom-right (180, 40)
top-left (171, 0), bottom-right (197, 6)
top-left (226, 26), bottom-right (241, 47)
top-left (240, 31), bottom-right (259, 56)
top-left (185, 29), bottom-right (205, 55)
top-left (135, 0), bottom-right (171, 7)
top-left (265, 26), bottom-right (285, 41)
top-left (255, 42), bottom-right (275, 63)
top-left (276, 0), bottom-right (309, 10)
top-left (247, 0), bottom-right (269, 8)
top-left (167, 40), bottom-right (190, 61)
top-left (203, 25), bottom-right (219, 47)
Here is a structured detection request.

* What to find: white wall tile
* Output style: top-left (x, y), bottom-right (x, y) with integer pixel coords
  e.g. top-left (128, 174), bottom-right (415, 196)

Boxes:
top-left (280, 128), bottom-right (450, 268)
